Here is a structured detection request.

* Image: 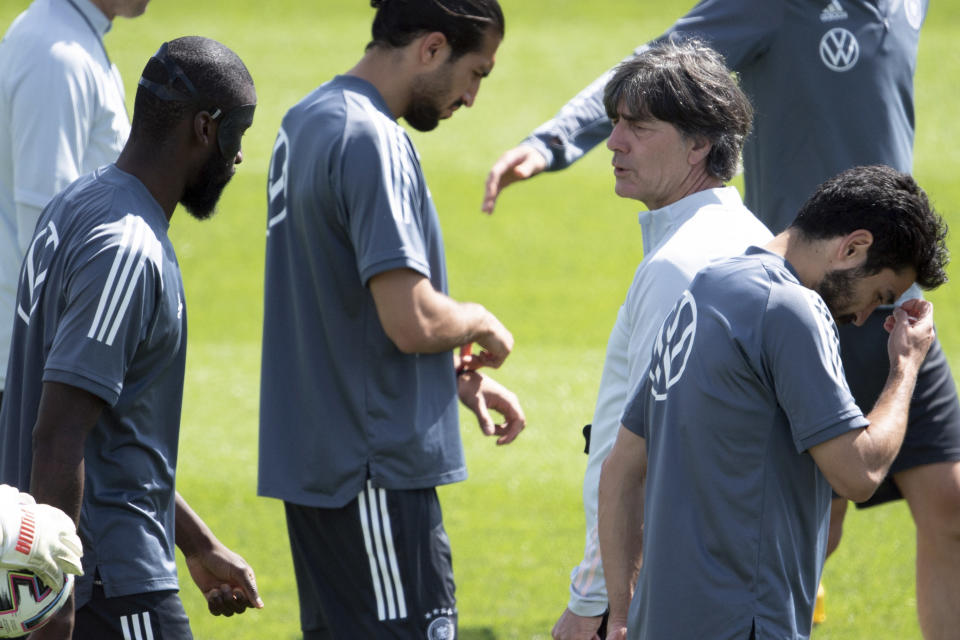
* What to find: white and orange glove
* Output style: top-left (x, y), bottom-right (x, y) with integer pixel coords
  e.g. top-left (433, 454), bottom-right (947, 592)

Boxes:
top-left (0, 484), bottom-right (83, 589)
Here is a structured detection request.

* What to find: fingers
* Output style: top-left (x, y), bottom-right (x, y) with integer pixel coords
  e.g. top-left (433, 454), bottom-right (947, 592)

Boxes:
top-left (205, 584), bottom-right (246, 616)
top-left (475, 319), bottom-right (513, 370)
top-left (204, 572), bottom-right (264, 616)
top-left (473, 391), bottom-right (496, 436)
top-left (478, 378), bottom-right (526, 445)
top-left (33, 504), bottom-right (83, 577)
top-left (34, 562), bottom-right (63, 591)
top-left (898, 297), bottom-right (932, 318)
top-left (203, 556), bottom-right (264, 616)
top-left (235, 564), bottom-right (264, 610)
top-left (481, 146), bottom-right (546, 214)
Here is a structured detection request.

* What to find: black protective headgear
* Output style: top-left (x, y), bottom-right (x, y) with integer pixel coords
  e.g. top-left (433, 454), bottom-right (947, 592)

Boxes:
top-left (138, 42), bottom-right (256, 159)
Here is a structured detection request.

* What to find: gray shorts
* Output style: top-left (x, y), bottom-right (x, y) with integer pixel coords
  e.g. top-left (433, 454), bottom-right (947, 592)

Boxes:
top-left (837, 307), bottom-right (960, 507)
top-left (285, 482), bottom-right (457, 639)
top-left (73, 583), bottom-right (192, 640)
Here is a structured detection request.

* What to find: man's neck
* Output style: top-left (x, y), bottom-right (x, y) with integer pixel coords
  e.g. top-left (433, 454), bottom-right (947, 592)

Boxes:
top-left (346, 48), bottom-right (412, 122)
top-left (86, 0), bottom-right (117, 22)
top-left (115, 146), bottom-right (183, 221)
top-left (765, 229), bottom-right (835, 289)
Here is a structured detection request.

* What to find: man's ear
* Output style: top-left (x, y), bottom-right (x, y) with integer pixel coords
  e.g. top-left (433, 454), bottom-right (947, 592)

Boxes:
top-left (836, 229), bottom-right (874, 268)
top-left (193, 110), bottom-right (217, 149)
top-left (687, 136), bottom-right (712, 167)
top-left (418, 31), bottom-right (449, 67)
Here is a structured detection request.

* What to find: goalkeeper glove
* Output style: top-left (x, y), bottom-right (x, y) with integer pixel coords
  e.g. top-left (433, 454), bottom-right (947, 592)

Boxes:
top-left (0, 484), bottom-right (83, 589)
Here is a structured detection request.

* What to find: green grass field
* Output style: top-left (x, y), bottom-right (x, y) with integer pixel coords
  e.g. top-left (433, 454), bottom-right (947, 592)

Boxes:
top-left (3, 1), bottom-right (959, 638)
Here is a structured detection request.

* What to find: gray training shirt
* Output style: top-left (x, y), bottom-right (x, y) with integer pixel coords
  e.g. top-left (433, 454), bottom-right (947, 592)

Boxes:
top-left (259, 75), bottom-right (466, 509)
top-left (621, 247), bottom-right (869, 640)
top-left (0, 164), bottom-right (186, 606)
top-left (524, 0), bottom-right (925, 233)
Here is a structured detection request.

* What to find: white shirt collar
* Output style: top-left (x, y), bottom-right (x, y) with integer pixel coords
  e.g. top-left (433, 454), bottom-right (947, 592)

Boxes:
top-left (637, 186), bottom-right (744, 256)
top-left (68, 0), bottom-right (113, 37)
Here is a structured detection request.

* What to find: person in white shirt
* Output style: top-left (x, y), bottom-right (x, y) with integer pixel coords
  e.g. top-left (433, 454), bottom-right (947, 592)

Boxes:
top-left (0, 0), bottom-right (149, 407)
top-left (550, 38), bottom-right (771, 639)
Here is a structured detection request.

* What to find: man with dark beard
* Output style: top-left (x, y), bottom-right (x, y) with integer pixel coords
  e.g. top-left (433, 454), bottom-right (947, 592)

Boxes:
top-left (0, 36), bottom-right (262, 639)
top-left (258, 1), bottom-right (525, 638)
top-left (599, 165), bottom-right (949, 640)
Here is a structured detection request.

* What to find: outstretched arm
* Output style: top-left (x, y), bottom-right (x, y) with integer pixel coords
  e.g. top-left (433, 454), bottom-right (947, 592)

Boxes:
top-left (175, 493), bottom-right (264, 616)
top-left (481, 58), bottom-right (623, 215)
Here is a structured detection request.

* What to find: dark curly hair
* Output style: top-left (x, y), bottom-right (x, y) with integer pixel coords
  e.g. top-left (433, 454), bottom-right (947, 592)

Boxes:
top-left (790, 165), bottom-right (949, 290)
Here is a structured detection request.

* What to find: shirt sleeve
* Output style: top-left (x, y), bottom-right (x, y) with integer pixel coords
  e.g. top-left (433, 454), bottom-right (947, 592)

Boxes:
top-left (337, 114), bottom-right (431, 286)
top-left (10, 41), bottom-right (99, 243)
top-left (43, 215), bottom-right (162, 406)
top-left (523, 0), bottom-right (781, 172)
top-left (762, 285), bottom-right (869, 452)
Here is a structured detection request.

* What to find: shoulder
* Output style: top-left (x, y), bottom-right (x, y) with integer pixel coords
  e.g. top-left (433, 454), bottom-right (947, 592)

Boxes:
top-left (60, 172), bottom-right (165, 264)
top-left (766, 278), bottom-right (831, 330)
top-left (2, 5), bottom-right (98, 77)
top-left (341, 90), bottom-right (409, 156)
top-left (691, 254), bottom-right (774, 305)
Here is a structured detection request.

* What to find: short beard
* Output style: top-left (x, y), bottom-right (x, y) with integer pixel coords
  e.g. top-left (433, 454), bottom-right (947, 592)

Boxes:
top-left (816, 266), bottom-right (865, 325)
top-left (404, 65), bottom-right (455, 132)
top-left (180, 151), bottom-right (233, 220)
top-left (405, 96), bottom-right (441, 132)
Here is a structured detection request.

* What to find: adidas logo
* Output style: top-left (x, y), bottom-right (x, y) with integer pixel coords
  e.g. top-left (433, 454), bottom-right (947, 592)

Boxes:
top-left (820, 0), bottom-right (848, 22)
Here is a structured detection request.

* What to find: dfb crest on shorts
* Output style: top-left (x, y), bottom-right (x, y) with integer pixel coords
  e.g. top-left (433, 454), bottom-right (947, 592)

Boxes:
top-left (426, 615), bottom-right (455, 640)
top-left (648, 290), bottom-right (697, 401)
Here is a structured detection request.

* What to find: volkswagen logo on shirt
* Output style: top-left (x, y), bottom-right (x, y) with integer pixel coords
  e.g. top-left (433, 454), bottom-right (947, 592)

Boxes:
top-left (649, 290), bottom-right (697, 401)
top-left (819, 27), bottom-right (860, 72)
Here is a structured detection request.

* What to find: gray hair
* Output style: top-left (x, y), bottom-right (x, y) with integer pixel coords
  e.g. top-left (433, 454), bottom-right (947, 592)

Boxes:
top-left (603, 37), bottom-right (753, 182)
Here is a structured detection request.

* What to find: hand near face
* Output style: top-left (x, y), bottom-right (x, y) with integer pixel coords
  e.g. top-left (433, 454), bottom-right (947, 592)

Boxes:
top-left (883, 298), bottom-right (935, 371)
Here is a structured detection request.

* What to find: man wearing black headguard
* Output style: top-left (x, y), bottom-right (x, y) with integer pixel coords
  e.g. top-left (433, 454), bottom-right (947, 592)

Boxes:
top-left (0, 36), bottom-right (262, 639)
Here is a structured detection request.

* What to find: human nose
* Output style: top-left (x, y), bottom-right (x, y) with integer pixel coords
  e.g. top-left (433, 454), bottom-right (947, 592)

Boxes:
top-left (607, 120), bottom-right (626, 152)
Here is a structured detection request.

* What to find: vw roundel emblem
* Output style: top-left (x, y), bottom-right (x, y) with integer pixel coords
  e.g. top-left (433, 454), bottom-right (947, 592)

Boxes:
top-left (648, 290), bottom-right (697, 401)
top-left (819, 27), bottom-right (860, 72)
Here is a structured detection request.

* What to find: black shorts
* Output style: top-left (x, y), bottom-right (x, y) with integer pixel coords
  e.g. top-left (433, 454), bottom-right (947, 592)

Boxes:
top-left (73, 583), bottom-right (192, 640)
top-left (285, 482), bottom-right (457, 639)
top-left (837, 307), bottom-right (960, 507)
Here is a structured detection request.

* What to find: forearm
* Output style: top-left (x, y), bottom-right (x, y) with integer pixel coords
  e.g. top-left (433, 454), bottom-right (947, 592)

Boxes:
top-left (858, 361), bottom-right (920, 484)
top-left (29, 383), bottom-right (102, 524)
top-left (29, 448), bottom-right (85, 527)
top-left (817, 361), bottom-right (919, 502)
top-left (370, 270), bottom-right (510, 359)
top-left (597, 447), bottom-right (644, 626)
top-left (402, 296), bottom-right (499, 355)
top-left (175, 492), bottom-right (217, 558)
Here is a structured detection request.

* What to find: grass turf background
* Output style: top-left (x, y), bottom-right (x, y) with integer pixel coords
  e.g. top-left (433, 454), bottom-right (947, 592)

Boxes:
top-left (2, 1), bottom-right (959, 638)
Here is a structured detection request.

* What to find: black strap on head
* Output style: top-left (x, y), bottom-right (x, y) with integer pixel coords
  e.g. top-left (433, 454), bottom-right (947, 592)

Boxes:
top-left (138, 42), bottom-right (213, 110)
